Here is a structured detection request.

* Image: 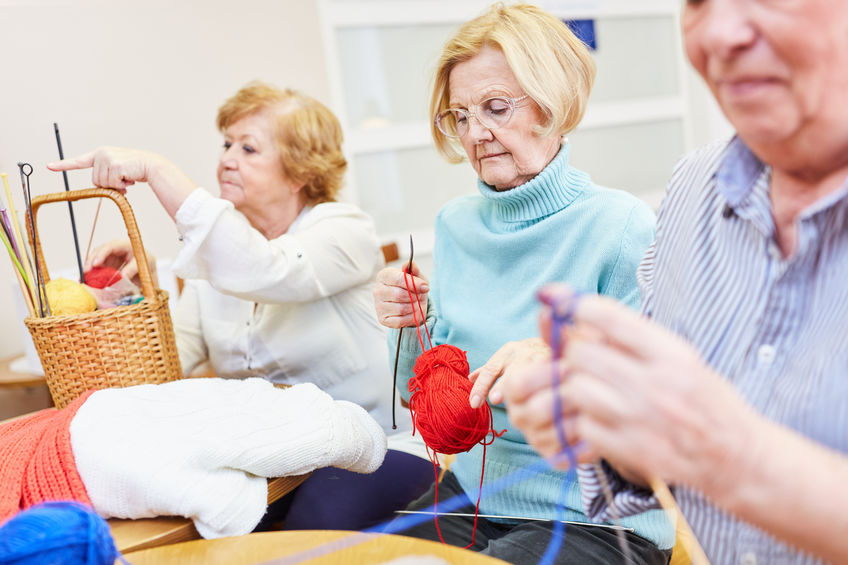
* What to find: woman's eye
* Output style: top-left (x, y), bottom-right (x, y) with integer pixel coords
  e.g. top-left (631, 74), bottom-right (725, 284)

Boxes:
top-left (243, 145), bottom-right (256, 154)
top-left (485, 100), bottom-right (509, 116)
top-left (223, 141), bottom-right (232, 150)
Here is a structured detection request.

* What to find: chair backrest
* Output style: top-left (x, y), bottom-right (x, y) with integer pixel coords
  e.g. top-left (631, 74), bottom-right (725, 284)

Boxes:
top-left (381, 242), bottom-right (399, 263)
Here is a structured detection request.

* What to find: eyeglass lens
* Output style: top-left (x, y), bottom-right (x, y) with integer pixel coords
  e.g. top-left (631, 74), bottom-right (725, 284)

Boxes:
top-left (438, 97), bottom-right (515, 137)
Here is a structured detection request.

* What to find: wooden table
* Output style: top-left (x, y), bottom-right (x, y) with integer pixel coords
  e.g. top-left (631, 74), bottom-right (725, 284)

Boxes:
top-left (0, 356), bottom-right (51, 420)
top-left (109, 474), bottom-right (312, 553)
top-left (0, 356), bottom-right (46, 388)
top-left (123, 530), bottom-right (509, 564)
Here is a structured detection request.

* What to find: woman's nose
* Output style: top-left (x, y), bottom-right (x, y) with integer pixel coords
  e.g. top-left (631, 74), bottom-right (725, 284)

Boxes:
top-left (220, 147), bottom-right (238, 169)
top-left (467, 115), bottom-right (494, 143)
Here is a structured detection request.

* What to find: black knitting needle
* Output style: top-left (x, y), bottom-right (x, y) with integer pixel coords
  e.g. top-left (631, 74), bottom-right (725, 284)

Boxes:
top-left (391, 234), bottom-right (414, 430)
top-left (53, 123), bottom-right (85, 283)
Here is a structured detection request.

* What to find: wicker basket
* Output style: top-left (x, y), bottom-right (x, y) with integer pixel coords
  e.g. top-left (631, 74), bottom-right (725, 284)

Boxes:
top-left (24, 188), bottom-right (182, 409)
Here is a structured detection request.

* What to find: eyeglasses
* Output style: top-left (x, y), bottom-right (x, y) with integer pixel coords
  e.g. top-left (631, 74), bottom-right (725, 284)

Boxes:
top-left (434, 94), bottom-right (529, 138)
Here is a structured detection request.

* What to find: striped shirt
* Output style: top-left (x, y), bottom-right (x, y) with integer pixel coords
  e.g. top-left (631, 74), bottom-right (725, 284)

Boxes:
top-left (583, 136), bottom-right (848, 564)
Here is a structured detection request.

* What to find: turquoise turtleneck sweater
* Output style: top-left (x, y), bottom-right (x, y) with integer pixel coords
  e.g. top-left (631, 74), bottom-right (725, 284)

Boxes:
top-left (390, 143), bottom-right (673, 549)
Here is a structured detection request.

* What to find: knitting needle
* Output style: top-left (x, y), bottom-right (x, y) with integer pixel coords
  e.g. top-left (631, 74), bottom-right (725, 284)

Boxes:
top-left (0, 208), bottom-right (23, 273)
top-left (394, 510), bottom-right (635, 532)
top-left (19, 163), bottom-right (48, 317)
top-left (650, 478), bottom-right (711, 565)
top-left (0, 214), bottom-right (35, 316)
top-left (391, 234), bottom-right (414, 430)
top-left (2, 172), bottom-right (36, 307)
top-left (53, 123), bottom-right (85, 283)
top-left (83, 200), bottom-right (103, 266)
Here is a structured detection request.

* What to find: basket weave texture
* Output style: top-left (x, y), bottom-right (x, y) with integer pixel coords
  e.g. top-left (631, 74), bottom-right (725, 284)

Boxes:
top-left (24, 188), bottom-right (182, 409)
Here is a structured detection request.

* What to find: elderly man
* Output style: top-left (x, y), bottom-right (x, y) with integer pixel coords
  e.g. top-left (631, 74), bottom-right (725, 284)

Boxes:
top-left (500, 1), bottom-right (848, 563)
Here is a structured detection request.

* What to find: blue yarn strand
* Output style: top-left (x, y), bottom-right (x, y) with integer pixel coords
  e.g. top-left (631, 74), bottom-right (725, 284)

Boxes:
top-left (538, 308), bottom-right (579, 565)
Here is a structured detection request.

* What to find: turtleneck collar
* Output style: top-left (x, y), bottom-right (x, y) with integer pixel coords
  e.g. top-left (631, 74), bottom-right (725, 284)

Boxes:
top-left (476, 142), bottom-right (590, 223)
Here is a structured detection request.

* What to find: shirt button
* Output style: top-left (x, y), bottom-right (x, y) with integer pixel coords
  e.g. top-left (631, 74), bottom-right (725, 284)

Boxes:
top-left (296, 251), bottom-right (303, 258)
top-left (757, 344), bottom-right (776, 365)
top-left (740, 551), bottom-right (757, 565)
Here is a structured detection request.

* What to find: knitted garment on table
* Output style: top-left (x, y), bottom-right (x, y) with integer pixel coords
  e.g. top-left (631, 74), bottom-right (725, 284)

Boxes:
top-left (70, 377), bottom-right (386, 539)
top-left (0, 391), bottom-right (94, 525)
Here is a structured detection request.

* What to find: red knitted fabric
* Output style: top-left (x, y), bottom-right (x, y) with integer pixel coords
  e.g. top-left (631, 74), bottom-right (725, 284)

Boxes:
top-left (0, 391), bottom-right (94, 525)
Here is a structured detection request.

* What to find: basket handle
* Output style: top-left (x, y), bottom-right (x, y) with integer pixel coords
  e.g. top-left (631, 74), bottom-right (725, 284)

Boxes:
top-left (28, 188), bottom-right (159, 303)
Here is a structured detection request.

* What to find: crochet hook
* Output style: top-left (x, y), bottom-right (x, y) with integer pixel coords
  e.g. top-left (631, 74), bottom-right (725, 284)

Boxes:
top-left (391, 234), bottom-right (414, 430)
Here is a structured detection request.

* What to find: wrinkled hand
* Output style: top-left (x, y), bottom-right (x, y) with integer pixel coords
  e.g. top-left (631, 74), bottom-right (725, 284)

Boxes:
top-left (468, 338), bottom-right (550, 409)
top-left (48, 146), bottom-right (194, 219)
top-left (48, 146), bottom-right (171, 191)
top-left (373, 262), bottom-right (429, 329)
top-left (503, 357), bottom-right (598, 466)
top-left (504, 284), bottom-right (757, 493)
top-left (86, 238), bottom-right (158, 289)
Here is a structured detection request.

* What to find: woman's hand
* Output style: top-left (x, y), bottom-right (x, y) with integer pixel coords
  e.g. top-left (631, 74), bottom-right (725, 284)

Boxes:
top-left (48, 146), bottom-right (196, 219)
top-left (85, 238), bottom-right (158, 289)
top-left (373, 262), bottom-right (429, 329)
top-left (468, 338), bottom-right (550, 409)
top-left (503, 285), bottom-right (758, 493)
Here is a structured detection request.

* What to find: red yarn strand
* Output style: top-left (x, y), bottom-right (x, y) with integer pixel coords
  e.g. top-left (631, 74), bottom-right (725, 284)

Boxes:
top-left (403, 272), bottom-right (433, 351)
top-left (401, 273), bottom-right (506, 549)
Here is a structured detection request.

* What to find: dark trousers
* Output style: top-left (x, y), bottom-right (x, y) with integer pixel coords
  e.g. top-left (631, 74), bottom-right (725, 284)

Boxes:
top-left (384, 471), bottom-right (671, 565)
top-left (255, 449), bottom-right (435, 531)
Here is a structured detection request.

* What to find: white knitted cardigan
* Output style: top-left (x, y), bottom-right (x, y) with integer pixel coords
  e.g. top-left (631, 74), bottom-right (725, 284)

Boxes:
top-left (68, 378), bottom-right (386, 538)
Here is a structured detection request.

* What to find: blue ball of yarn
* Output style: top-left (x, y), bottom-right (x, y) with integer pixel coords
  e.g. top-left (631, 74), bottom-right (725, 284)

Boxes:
top-left (0, 501), bottom-right (120, 564)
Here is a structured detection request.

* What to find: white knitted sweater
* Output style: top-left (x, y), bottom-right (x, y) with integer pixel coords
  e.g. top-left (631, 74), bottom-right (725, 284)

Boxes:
top-left (69, 378), bottom-right (386, 538)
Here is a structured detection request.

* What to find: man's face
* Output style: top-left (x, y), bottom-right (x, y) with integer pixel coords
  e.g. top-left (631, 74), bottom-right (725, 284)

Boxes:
top-left (683, 0), bottom-right (848, 148)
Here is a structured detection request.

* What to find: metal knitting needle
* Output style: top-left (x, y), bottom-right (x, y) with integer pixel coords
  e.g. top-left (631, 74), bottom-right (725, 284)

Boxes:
top-left (18, 163), bottom-right (48, 317)
top-left (391, 234), bottom-right (414, 430)
top-left (394, 510), bottom-right (634, 532)
top-left (53, 123), bottom-right (85, 283)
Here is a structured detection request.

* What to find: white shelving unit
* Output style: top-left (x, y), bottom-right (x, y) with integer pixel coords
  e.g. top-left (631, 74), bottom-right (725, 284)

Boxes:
top-left (318, 0), bottom-right (692, 261)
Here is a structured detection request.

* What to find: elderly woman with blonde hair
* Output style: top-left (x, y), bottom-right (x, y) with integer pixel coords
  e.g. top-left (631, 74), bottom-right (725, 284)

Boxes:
top-left (49, 81), bottom-right (432, 531)
top-left (373, 4), bottom-right (670, 564)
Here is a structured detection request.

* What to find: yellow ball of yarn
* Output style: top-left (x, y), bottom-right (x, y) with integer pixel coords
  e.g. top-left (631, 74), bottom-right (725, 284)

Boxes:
top-left (45, 278), bottom-right (97, 316)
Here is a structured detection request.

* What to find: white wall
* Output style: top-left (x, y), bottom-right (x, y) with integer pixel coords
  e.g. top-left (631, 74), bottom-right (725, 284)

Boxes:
top-left (0, 1), bottom-right (732, 361)
top-left (0, 0), bottom-right (328, 358)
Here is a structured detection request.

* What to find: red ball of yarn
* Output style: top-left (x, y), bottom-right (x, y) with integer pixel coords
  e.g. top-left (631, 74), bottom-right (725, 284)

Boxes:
top-left (409, 344), bottom-right (493, 455)
top-left (83, 266), bottom-right (122, 289)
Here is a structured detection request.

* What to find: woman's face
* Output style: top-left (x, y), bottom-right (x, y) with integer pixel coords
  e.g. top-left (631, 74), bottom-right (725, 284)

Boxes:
top-left (217, 111), bottom-right (302, 220)
top-left (448, 45), bottom-right (560, 190)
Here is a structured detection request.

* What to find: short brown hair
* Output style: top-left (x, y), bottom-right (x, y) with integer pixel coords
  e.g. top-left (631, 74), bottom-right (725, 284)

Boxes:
top-left (430, 3), bottom-right (596, 162)
top-left (217, 82), bottom-right (347, 203)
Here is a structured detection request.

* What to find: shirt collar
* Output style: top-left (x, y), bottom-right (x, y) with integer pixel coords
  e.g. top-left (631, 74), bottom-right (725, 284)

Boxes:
top-left (717, 135), bottom-right (848, 221)
top-left (715, 136), bottom-right (768, 209)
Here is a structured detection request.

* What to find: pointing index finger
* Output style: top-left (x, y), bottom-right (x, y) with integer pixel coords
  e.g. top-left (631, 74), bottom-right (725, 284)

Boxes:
top-left (46, 151), bottom-right (97, 172)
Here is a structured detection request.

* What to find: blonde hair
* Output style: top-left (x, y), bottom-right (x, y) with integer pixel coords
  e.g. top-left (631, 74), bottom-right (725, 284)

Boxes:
top-left (216, 81), bottom-right (347, 203)
top-left (430, 3), bottom-right (596, 162)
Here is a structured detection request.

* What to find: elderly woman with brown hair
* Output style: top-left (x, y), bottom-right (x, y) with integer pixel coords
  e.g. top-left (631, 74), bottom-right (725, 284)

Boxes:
top-left (373, 4), bottom-right (669, 564)
top-left (49, 81), bottom-right (432, 531)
